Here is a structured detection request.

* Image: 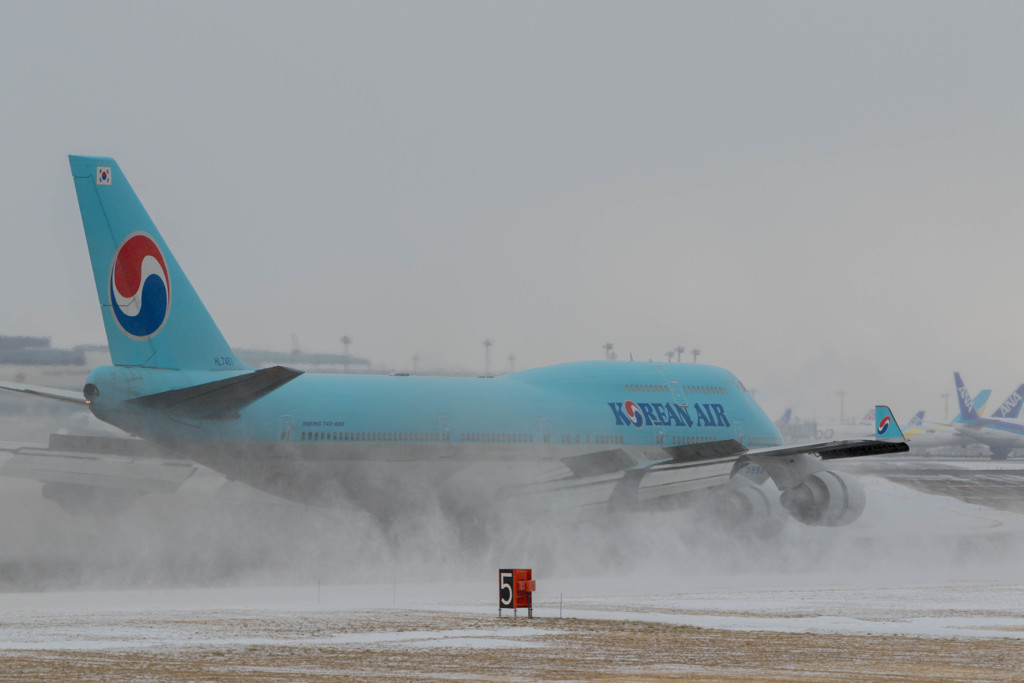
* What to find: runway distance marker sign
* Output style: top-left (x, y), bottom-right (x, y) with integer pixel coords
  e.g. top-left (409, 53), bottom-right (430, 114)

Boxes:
top-left (499, 568), bottom-right (535, 618)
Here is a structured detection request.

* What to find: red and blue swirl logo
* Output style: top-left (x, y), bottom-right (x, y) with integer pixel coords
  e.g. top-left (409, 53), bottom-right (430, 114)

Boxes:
top-left (876, 416), bottom-right (891, 435)
top-left (623, 400), bottom-right (644, 427)
top-left (108, 233), bottom-right (171, 339)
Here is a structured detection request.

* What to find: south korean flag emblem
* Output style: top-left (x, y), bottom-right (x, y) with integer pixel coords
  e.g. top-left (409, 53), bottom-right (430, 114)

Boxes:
top-left (97, 167), bottom-right (112, 185)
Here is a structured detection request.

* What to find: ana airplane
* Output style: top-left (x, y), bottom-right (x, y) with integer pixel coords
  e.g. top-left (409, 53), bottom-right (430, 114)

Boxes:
top-left (951, 373), bottom-right (1024, 460)
top-left (904, 411), bottom-right (926, 430)
top-left (903, 388), bottom-right (991, 452)
top-left (893, 410), bottom-right (925, 439)
top-left (0, 156), bottom-right (908, 530)
top-left (988, 384), bottom-right (1024, 420)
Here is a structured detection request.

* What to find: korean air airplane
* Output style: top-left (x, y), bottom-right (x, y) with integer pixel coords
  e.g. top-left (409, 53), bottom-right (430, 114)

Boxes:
top-left (951, 372), bottom-right (1024, 460)
top-left (0, 156), bottom-right (908, 529)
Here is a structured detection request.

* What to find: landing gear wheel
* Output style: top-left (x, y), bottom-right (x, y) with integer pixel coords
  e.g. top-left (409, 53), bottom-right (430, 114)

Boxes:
top-left (990, 448), bottom-right (1010, 461)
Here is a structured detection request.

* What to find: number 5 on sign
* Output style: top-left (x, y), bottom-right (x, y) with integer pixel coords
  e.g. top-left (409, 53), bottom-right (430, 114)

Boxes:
top-left (499, 570), bottom-right (514, 610)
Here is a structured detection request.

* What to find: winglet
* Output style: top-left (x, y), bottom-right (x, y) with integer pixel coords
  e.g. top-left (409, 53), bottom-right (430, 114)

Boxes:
top-left (874, 405), bottom-right (905, 441)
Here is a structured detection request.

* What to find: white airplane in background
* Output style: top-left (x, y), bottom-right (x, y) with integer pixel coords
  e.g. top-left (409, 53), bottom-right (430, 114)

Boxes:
top-left (951, 374), bottom-right (1024, 460)
top-left (904, 387), bottom-right (1000, 452)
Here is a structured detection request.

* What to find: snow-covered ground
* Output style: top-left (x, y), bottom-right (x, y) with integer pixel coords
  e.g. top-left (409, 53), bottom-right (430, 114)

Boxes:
top-left (4, 577), bottom-right (1023, 651)
top-left (1, 463), bottom-right (1024, 679)
top-left (1, 471), bottom-right (1023, 649)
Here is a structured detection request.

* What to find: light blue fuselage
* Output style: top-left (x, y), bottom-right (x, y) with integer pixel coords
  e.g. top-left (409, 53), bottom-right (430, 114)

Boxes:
top-left (87, 361), bottom-right (782, 458)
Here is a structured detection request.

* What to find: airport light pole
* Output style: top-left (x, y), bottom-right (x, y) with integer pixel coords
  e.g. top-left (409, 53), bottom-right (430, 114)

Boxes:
top-left (691, 348), bottom-right (700, 364)
top-left (484, 339), bottom-right (493, 376)
top-left (675, 345), bottom-right (685, 363)
top-left (837, 390), bottom-right (846, 424)
top-left (603, 342), bottom-right (614, 360)
top-left (941, 392), bottom-right (950, 421)
top-left (340, 335), bottom-right (352, 373)
top-left (665, 350), bottom-right (674, 363)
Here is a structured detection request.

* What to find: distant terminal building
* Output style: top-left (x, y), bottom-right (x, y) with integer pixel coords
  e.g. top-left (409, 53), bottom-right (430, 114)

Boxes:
top-left (0, 336), bottom-right (109, 390)
top-left (0, 336), bottom-right (85, 366)
top-left (235, 349), bottom-right (372, 373)
top-left (1, 337), bottom-right (375, 380)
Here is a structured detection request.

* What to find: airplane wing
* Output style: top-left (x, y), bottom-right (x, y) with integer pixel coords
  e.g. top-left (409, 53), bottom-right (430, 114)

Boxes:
top-left (739, 438), bottom-right (908, 460)
top-left (0, 377), bottom-right (195, 506)
top-left (506, 406), bottom-right (908, 514)
top-left (1, 442), bottom-right (195, 492)
top-left (0, 380), bottom-right (87, 404)
top-left (0, 434), bottom-right (197, 514)
top-left (1, 378), bottom-right (184, 506)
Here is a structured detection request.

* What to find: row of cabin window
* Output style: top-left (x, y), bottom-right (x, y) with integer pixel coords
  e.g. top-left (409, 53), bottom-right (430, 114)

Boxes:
top-left (299, 431), bottom-right (446, 442)
top-left (629, 384), bottom-right (670, 393)
top-left (748, 437), bottom-right (781, 447)
top-left (560, 434), bottom-right (625, 445)
top-left (670, 435), bottom-right (715, 446)
top-left (296, 430), bottom-right (734, 448)
top-left (461, 433), bottom-right (534, 444)
top-left (627, 384), bottom-right (728, 395)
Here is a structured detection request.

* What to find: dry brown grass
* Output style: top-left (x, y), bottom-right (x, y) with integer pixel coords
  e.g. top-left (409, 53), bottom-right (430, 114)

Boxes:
top-left (2, 610), bottom-right (1022, 681)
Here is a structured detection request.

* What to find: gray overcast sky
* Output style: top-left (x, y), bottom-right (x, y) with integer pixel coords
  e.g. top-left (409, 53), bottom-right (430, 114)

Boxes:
top-left (2, 1), bottom-right (1022, 422)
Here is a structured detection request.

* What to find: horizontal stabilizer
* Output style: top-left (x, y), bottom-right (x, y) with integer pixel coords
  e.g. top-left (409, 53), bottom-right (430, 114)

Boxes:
top-left (128, 365), bottom-right (303, 419)
top-left (0, 380), bottom-right (87, 405)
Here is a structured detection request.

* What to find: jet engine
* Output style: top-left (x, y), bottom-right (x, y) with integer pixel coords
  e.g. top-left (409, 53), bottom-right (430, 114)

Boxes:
top-left (778, 469), bottom-right (865, 527)
top-left (747, 452), bottom-right (867, 527)
top-left (717, 473), bottom-right (788, 537)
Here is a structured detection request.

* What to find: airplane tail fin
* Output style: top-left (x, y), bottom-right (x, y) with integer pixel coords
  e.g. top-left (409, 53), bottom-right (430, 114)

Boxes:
top-left (953, 389), bottom-right (991, 422)
top-left (68, 156), bottom-right (245, 372)
top-left (874, 405), bottom-right (905, 441)
top-left (991, 384), bottom-right (1024, 420)
top-left (907, 410), bottom-right (925, 428)
top-left (953, 372), bottom-right (981, 422)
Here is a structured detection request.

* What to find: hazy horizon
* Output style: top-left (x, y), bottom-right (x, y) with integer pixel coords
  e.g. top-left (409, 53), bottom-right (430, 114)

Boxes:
top-left (3, 1), bottom-right (1022, 422)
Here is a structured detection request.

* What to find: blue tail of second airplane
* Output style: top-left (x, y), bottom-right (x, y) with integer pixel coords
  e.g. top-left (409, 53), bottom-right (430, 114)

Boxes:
top-left (69, 156), bottom-right (245, 372)
top-left (991, 384), bottom-right (1024, 420)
